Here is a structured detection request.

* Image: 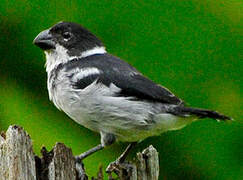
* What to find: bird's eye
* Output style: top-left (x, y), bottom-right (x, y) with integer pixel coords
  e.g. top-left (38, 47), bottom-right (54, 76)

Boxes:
top-left (63, 32), bottom-right (71, 40)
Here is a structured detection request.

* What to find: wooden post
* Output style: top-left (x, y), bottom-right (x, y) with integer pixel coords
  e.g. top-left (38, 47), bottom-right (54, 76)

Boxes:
top-left (0, 125), bottom-right (159, 180)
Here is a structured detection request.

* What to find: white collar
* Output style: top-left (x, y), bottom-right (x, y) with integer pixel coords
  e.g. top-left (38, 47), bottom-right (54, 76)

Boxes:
top-left (45, 45), bottom-right (106, 74)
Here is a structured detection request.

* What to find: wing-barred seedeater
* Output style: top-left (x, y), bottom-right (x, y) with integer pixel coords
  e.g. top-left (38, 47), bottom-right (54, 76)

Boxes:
top-left (33, 21), bottom-right (231, 173)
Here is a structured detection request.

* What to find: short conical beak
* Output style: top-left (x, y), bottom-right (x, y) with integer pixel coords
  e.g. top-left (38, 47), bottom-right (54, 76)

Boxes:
top-left (33, 29), bottom-right (55, 50)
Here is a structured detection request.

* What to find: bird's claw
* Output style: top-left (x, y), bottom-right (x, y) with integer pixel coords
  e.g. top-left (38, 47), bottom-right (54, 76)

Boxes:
top-left (75, 157), bottom-right (88, 180)
top-left (106, 160), bottom-right (134, 179)
top-left (106, 160), bottom-right (121, 175)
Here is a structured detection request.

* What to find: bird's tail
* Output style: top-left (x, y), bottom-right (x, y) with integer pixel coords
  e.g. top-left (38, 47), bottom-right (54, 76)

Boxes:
top-left (174, 106), bottom-right (232, 121)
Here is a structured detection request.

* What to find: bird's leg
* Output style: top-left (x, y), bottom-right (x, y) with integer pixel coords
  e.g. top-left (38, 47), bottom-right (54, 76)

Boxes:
top-left (106, 142), bottom-right (137, 176)
top-left (75, 144), bottom-right (104, 162)
top-left (75, 144), bottom-right (104, 179)
top-left (75, 132), bottom-right (116, 178)
top-left (117, 142), bottom-right (137, 163)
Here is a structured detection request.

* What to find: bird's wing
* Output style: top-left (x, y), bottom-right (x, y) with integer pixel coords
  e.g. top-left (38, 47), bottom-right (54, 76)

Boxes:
top-left (70, 54), bottom-right (183, 105)
top-left (102, 72), bottom-right (183, 104)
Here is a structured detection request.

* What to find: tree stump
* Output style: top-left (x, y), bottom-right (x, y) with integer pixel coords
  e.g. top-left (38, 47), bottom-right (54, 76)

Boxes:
top-left (0, 125), bottom-right (159, 180)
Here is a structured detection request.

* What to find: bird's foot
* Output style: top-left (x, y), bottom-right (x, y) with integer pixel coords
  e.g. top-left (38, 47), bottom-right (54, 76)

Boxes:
top-left (75, 144), bottom-right (104, 179)
top-left (106, 160), bottom-right (135, 179)
top-left (75, 156), bottom-right (88, 180)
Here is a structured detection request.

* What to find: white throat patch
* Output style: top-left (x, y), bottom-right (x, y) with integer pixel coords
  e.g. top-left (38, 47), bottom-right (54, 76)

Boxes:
top-left (45, 44), bottom-right (70, 73)
top-left (44, 44), bottom-right (106, 74)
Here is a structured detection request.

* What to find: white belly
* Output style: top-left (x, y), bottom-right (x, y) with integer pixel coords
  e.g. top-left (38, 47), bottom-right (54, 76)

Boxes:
top-left (51, 81), bottom-right (195, 142)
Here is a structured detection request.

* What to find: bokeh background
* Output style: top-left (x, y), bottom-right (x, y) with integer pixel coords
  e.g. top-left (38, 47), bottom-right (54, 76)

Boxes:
top-left (0, 0), bottom-right (242, 179)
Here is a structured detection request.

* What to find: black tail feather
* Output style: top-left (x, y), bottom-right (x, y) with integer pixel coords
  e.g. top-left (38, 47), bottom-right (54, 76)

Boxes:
top-left (178, 107), bottom-right (232, 121)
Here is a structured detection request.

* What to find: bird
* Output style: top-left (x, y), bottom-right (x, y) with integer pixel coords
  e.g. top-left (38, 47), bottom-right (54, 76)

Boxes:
top-left (33, 21), bottom-right (231, 173)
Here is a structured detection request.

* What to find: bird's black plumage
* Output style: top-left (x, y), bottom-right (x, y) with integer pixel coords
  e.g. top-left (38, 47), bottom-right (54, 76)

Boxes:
top-left (63, 53), bottom-right (183, 105)
top-left (50, 22), bottom-right (103, 56)
top-left (54, 53), bottom-right (230, 120)
top-left (37, 21), bottom-right (231, 121)
top-left (33, 22), bottom-right (232, 170)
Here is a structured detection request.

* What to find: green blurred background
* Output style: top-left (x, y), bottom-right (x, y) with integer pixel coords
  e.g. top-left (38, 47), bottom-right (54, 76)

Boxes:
top-left (0, 0), bottom-right (242, 179)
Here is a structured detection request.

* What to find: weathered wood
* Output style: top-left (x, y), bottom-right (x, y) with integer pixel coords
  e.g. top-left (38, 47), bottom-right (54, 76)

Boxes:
top-left (35, 143), bottom-right (79, 180)
top-left (0, 125), bottom-right (36, 180)
top-left (136, 145), bottom-right (159, 180)
top-left (107, 145), bottom-right (159, 180)
top-left (45, 143), bottom-right (77, 180)
top-left (0, 125), bottom-right (159, 180)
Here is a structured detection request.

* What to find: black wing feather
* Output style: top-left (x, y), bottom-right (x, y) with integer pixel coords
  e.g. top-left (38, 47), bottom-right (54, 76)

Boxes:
top-left (73, 74), bottom-right (100, 89)
top-left (107, 73), bottom-right (182, 104)
top-left (67, 54), bottom-right (183, 105)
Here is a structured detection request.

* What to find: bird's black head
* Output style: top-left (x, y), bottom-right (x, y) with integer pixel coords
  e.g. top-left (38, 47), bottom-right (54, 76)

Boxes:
top-left (33, 22), bottom-right (104, 56)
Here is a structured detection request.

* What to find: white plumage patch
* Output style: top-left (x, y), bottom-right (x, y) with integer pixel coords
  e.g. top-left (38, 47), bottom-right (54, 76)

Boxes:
top-left (81, 46), bottom-right (106, 58)
top-left (45, 44), bottom-right (70, 74)
top-left (71, 67), bottom-right (101, 82)
top-left (45, 44), bottom-right (106, 75)
top-left (45, 45), bottom-right (106, 103)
